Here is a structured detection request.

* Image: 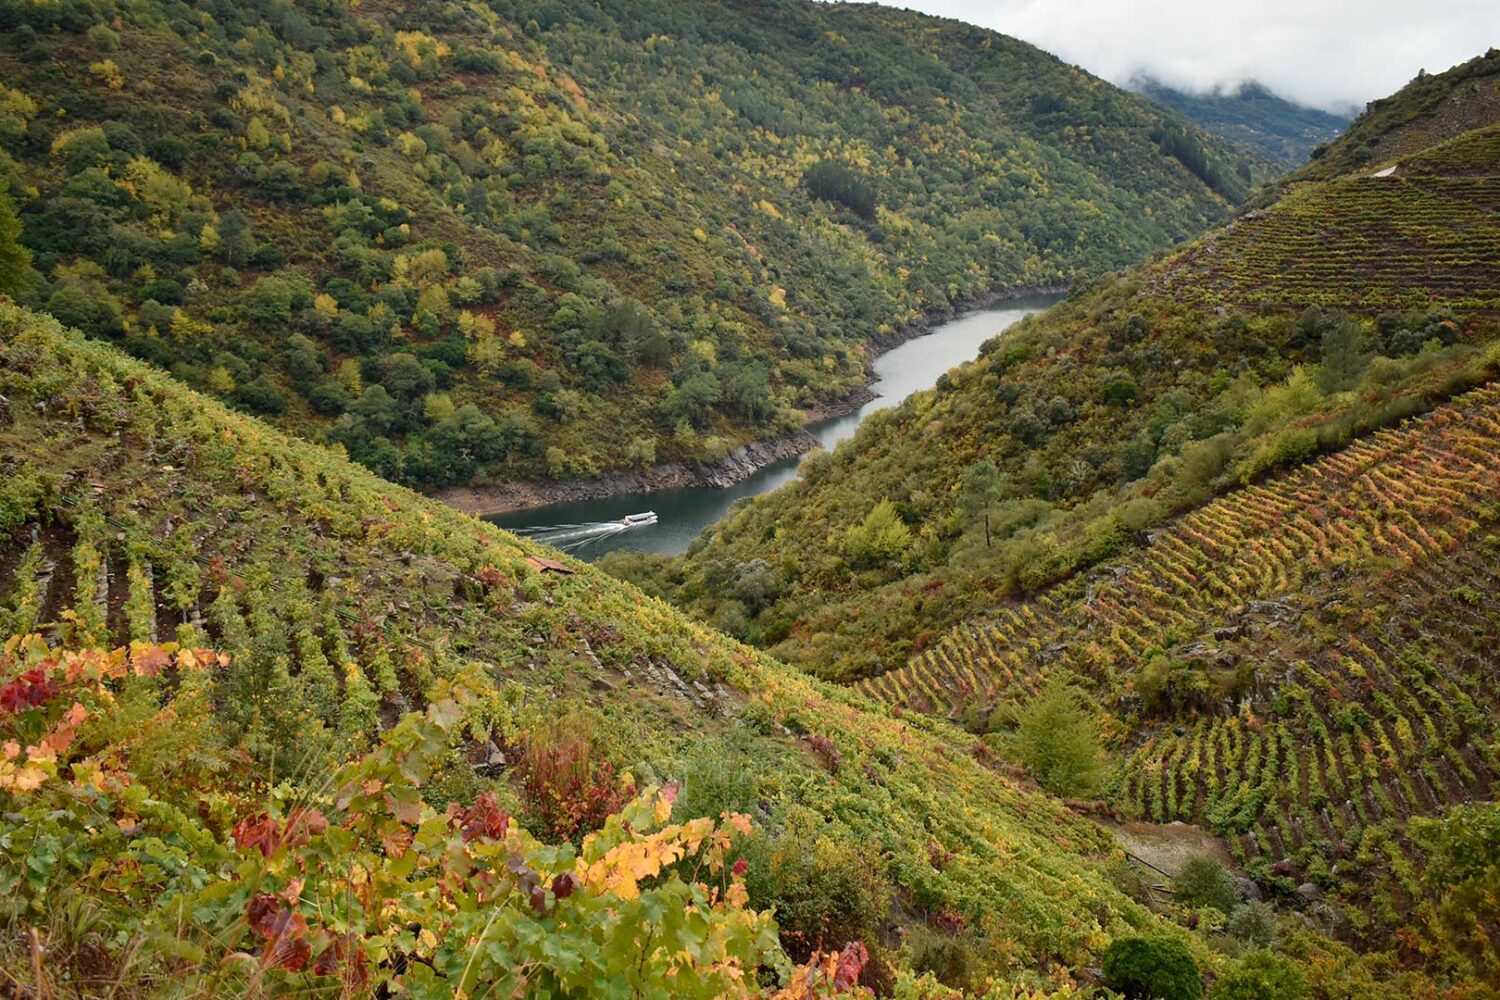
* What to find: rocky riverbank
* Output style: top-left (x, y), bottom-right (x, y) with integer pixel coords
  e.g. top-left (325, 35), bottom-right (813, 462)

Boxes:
top-left (434, 430), bottom-right (819, 516)
top-left (434, 283), bottom-right (1067, 517)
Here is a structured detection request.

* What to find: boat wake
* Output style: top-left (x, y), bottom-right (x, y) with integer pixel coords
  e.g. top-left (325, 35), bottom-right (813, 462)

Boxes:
top-left (510, 512), bottom-right (658, 552)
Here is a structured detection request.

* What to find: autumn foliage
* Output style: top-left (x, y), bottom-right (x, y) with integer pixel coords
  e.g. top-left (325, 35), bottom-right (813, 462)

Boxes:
top-left (0, 634), bottom-right (891, 995)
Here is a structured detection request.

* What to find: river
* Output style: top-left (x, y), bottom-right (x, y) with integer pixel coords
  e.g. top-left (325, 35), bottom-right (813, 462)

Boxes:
top-left (488, 294), bottom-right (1061, 559)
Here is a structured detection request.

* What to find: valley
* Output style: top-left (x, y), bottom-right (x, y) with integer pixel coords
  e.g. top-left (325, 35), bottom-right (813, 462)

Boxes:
top-left (1, 4), bottom-right (1498, 998)
top-left (488, 294), bottom-right (1062, 559)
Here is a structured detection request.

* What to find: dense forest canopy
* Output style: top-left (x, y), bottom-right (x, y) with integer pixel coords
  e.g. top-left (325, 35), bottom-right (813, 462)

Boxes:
top-left (0, 0), bottom-right (1264, 490)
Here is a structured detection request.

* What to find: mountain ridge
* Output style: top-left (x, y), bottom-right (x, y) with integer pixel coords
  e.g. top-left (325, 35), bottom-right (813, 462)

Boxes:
top-left (1131, 75), bottom-right (1351, 169)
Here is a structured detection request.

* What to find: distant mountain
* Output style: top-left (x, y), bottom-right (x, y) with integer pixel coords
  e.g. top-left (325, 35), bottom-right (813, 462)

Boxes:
top-left (1133, 75), bottom-right (1352, 168)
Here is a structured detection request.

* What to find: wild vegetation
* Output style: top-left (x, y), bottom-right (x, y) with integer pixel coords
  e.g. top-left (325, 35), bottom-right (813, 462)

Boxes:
top-left (609, 51), bottom-right (1500, 684)
top-left (0, 0), bottom-right (1259, 490)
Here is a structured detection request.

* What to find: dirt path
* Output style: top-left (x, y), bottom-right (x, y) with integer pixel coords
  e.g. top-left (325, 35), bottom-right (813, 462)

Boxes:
top-left (1096, 818), bottom-right (1238, 877)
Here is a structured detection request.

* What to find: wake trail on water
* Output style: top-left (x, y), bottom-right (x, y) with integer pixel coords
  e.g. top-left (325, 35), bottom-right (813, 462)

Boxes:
top-left (510, 520), bottom-right (630, 551)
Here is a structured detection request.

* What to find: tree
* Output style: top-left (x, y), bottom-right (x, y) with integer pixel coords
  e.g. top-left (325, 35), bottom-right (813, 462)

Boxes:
top-left (1172, 855), bottom-right (1240, 914)
top-left (842, 499), bottom-right (913, 569)
top-left (803, 160), bottom-right (877, 219)
top-left (1013, 679), bottom-right (1105, 797)
top-left (624, 436), bottom-right (656, 469)
top-left (47, 273), bottom-right (124, 336)
top-left (380, 352), bottom-right (437, 402)
top-left (350, 385), bottom-right (403, 435)
top-left (1101, 934), bottom-right (1202, 1000)
top-left (958, 458), bottom-right (1004, 517)
top-left (218, 209), bottom-right (253, 267)
top-left (1224, 902), bottom-right (1276, 947)
top-left (1317, 317), bottom-right (1372, 392)
top-left (0, 189), bottom-right (32, 297)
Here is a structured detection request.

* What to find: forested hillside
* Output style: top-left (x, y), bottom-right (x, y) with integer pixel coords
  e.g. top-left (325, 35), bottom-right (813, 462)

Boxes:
top-left (1133, 77), bottom-right (1350, 169)
top-left (609, 50), bottom-right (1500, 681)
top-left (0, 0), bottom-right (1259, 490)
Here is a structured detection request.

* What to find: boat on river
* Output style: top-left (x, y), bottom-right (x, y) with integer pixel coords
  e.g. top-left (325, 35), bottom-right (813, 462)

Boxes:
top-left (620, 511), bottom-right (658, 527)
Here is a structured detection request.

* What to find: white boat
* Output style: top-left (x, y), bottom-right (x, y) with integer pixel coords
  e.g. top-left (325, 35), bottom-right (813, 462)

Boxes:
top-left (620, 511), bottom-right (658, 527)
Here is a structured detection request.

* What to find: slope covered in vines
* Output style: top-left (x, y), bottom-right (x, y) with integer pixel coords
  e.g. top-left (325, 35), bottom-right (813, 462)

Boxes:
top-left (857, 378), bottom-right (1500, 964)
top-left (0, 0), bottom-right (1259, 491)
top-left (0, 301), bottom-right (1228, 994)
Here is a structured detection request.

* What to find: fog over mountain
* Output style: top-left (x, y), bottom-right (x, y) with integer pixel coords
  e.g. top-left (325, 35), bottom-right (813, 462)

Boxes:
top-left (856, 0), bottom-right (1499, 112)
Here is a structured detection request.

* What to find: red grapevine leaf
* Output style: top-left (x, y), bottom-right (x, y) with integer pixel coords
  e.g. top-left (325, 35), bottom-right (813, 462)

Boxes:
top-left (551, 871), bottom-right (578, 900)
top-left (832, 941), bottom-right (869, 990)
top-left (246, 893), bottom-right (282, 938)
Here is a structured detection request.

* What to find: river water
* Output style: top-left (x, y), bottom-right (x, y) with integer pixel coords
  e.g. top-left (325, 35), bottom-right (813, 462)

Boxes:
top-left (488, 294), bottom-right (1061, 559)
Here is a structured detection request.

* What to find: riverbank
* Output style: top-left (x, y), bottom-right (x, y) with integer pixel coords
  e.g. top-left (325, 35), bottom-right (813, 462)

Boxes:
top-left (435, 430), bottom-right (818, 516)
top-left (435, 283), bottom-right (1068, 517)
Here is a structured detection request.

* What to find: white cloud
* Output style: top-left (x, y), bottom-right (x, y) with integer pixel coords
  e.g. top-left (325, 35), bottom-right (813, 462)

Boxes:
top-left (854, 1), bottom-right (1500, 112)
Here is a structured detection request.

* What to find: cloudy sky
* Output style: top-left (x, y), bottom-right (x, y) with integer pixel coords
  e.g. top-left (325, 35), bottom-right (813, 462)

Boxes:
top-left (863, 1), bottom-right (1500, 113)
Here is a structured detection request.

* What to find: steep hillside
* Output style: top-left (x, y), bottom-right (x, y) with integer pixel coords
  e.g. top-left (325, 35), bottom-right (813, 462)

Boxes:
top-left (608, 53), bottom-right (1500, 681)
top-left (1133, 77), bottom-right (1350, 169)
top-left (1289, 49), bottom-right (1500, 182)
top-left (0, 0), bottom-right (1257, 491)
top-left (858, 380), bottom-right (1500, 966)
top-left (591, 54), bottom-right (1500, 989)
top-left (4, 307), bottom-right (1492, 995)
top-left (0, 302), bottom-right (1196, 995)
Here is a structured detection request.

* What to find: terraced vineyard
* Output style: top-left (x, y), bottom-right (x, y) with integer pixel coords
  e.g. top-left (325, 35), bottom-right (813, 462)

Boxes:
top-left (1152, 166), bottom-right (1500, 312)
top-left (1402, 123), bottom-right (1500, 177)
top-left (856, 379), bottom-right (1500, 928)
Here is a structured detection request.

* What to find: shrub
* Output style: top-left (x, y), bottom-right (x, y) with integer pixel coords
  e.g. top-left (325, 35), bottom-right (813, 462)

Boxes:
top-left (1208, 951), bottom-right (1308, 1000)
top-left (742, 805), bottom-right (890, 963)
top-left (513, 716), bottom-right (632, 842)
top-left (1173, 856), bottom-right (1241, 915)
top-left (1013, 679), bottom-right (1106, 798)
top-left (1101, 933), bottom-right (1203, 1000)
top-left (843, 499), bottom-right (913, 569)
top-left (1225, 902), bottom-right (1276, 947)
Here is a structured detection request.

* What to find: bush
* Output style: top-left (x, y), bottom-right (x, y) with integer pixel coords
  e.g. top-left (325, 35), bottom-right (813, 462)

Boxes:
top-left (1225, 902), bottom-right (1276, 947)
top-left (512, 715), bottom-right (631, 843)
top-left (1173, 855), bottom-right (1240, 915)
top-left (741, 805), bottom-right (890, 963)
top-left (1208, 951), bottom-right (1308, 1000)
top-left (1101, 933), bottom-right (1203, 1000)
top-left (1013, 679), bottom-right (1105, 798)
top-left (843, 499), bottom-right (913, 569)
